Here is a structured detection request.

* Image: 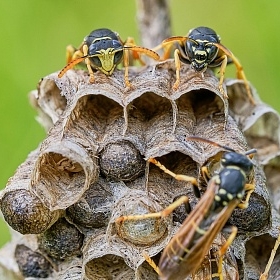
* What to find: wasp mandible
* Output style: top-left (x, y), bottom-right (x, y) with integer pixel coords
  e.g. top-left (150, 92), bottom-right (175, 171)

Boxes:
top-left (156, 26), bottom-right (255, 104)
top-left (58, 28), bottom-right (160, 87)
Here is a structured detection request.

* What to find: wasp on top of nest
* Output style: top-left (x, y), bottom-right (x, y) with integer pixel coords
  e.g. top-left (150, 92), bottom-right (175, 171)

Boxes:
top-left (58, 28), bottom-right (160, 87)
top-left (154, 26), bottom-right (255, 105)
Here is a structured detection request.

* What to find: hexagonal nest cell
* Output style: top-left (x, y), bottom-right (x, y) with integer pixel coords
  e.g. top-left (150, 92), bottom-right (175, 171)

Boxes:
top-left (1, 60), bottom-right (280, 280)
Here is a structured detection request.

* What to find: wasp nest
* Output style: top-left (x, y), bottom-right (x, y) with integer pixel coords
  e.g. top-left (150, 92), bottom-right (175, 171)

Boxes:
top-left (0, 61), bottom-right (280, 280)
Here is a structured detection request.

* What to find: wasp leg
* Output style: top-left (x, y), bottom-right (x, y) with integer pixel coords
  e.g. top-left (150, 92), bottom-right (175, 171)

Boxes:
top-left (160, 37), bottom-right (188, 90)
top-left (148, 158), bottom-right (198, 187)
top-left (162, 36), bottom-right (187, 55)
top-left (212, 226), bottom-right (237, 280)
top-left (115, 157), bottom-right (197, 224)
top-left (82, 44), bottom-right (95, 83)
top-left (214, 43), bottom-right (255, 105)
top-left (213, 54), bottom-right (229, 99)
top-left (123, 48), bottom-right (131, 88)
top-left (122, 45), bottom-right (159, 88)
top-left (58, 45), bottom-right (85, 78)
top-left (123, 37), bottom-right (136, 46)
top-left (172, 49), bottom-right (182, 90)
top-left (142, 251), bottom-right (160, 275)
top-left (237, 183), bottom-right (255, 209)
top-left (153, 36), bottom-right (188, 89)
top-left (58, 56), bottom-right (86, 78)
top-left (131, 50), bottom-right (146, 66)
top-left (126, 45), bottom-right (160, 61)
top-left (115, 195), bottom-right (189, 224)
top-left (124, 37), bottom-right (146, 65)
top-left (152, 41), bottom-right (174, 61)
top-left (162, 43), bottom-right (174, 60)
top-left (259, 232), bottom-right (280, 280)
top-left (149, 157), bottom-right (200, 198)
top-left (201, 166), bottom-right (211, 183)
top-left (153, 36), bottom-right (187, 61)
top-left (66, 45), bottom-right (84, 64)
top-left (66, 45), bottom-right (77, 63)
top-left (229, 53), bottom-right (255, 105)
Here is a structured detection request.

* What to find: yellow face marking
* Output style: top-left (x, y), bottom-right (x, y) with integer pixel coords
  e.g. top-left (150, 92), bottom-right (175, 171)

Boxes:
top-left (94, 48), bottom-right (121, 74)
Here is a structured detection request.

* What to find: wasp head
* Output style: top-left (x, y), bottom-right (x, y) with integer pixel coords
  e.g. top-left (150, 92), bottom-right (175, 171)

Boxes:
top-left (87, 36), bottom-right (124, 75)
top-left (185, 26), bottom-right (220, 72)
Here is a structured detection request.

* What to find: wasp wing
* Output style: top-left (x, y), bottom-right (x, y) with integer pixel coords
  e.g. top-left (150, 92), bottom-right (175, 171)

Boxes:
top-left (159, 179), bottom-right (240, 280)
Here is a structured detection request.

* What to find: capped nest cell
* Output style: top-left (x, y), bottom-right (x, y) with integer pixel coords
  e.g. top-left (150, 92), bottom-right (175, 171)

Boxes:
top-left (0, 60), bottom-right (279, 279)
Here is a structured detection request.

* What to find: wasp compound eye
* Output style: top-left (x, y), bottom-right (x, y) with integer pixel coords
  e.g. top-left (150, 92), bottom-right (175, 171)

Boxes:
top-left (111, 40), bottom-right (122, 49)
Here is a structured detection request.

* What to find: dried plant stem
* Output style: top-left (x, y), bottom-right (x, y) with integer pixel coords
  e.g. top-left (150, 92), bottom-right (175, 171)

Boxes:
top-left (136, 0), bottom-right (171, 48)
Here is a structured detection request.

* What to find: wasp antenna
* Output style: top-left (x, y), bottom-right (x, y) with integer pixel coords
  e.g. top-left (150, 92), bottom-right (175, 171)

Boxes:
top-left (186, 136), bottom-right (236, 153)
top-left (187, 38), bottom-right (199, 45)
top-left (124, 46), bottom-right (160, 60)
top-left (58, 56), bottom-right (86, 78)
top-left (245, 149), bottom-right (257, 157)
top-left (162, 36), bottom-right (187, 45)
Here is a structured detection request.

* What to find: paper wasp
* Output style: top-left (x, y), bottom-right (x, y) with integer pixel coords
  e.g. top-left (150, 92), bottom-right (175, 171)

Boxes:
top-left (58, 28), bottom-right (160, 86)
top-left (155, 26), bottom-right (254, 104)
top-left (116, 137), bottom-right (256, 279)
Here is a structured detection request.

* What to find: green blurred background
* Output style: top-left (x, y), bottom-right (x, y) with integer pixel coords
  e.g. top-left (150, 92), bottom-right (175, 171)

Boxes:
top-left (0, 1), bottom-right (279, 247)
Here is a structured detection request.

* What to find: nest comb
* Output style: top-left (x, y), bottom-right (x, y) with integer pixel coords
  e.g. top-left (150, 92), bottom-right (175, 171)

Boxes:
top-left (0, 61), bottom-right (279, 279)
